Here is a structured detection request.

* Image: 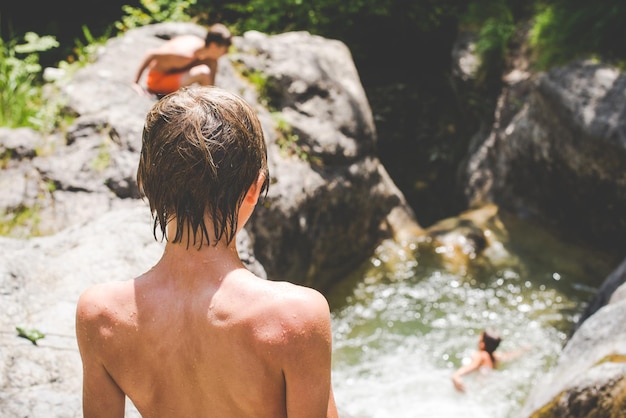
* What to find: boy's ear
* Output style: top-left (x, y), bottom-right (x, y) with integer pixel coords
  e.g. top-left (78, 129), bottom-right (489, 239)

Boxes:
top-left (244, 172), bottom-right (266, 205)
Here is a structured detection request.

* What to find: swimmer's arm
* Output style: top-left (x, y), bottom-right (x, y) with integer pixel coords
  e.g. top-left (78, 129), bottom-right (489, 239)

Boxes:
top-left (495, 345), bottom-right (532, 363)
top-left (76, 289), bottom-right (126, 418)
top-left (283, 290), bottom-right (338, 418)
top-left (451, 351), bottom-right (483, 392)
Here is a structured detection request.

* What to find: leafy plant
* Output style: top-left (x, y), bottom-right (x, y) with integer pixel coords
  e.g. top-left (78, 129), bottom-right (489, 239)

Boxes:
top-left (69, 25), bottom-right (111, 67)
top-left (0, 32), bottom-right (59, 129)
top-left (459, 0), bottom-right (519, 86)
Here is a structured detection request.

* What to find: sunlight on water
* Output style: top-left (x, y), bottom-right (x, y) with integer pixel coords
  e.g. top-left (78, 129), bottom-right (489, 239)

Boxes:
top-left (328, 212), bottom-right (615, 418)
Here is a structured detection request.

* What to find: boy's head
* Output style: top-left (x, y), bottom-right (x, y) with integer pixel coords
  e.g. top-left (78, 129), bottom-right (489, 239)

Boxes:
top-left (204, 23), bottom-right (232, 49)
top-left (137, 86), bottom-right (269, 248)
top-left (198, 24), bottom-right (231, 61)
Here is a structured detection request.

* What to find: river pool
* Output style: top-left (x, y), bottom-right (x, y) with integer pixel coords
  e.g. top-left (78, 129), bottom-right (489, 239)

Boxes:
top-left (327, 209), bottom-right (617, 418)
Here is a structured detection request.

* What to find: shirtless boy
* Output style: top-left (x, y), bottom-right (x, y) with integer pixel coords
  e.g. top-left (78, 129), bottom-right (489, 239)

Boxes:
top-left (133, 23), bottom-right (232, 95)
top-left (76, 86), bottom-right (338, 418)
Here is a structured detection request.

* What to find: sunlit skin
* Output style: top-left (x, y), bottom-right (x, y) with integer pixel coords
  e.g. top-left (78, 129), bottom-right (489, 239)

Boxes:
top-left (451, 331), bottom-right (497, 392)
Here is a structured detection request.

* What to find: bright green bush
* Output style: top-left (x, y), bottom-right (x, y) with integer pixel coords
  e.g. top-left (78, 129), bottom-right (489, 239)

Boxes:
top-left (0, 32), bottom-right (58, 129)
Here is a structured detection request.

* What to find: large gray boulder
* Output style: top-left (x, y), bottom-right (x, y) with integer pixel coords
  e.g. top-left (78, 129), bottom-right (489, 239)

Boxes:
top-left (463, 59), bottom-right (626, 253)
top-left (0, 204), bottom-right (158, 417)
top-left (229, 30), bottom-right (418, 289)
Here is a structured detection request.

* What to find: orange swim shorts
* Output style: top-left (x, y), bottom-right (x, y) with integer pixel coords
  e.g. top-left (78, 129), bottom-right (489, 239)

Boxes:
top-left (146, 70), bottom-right (183, 95)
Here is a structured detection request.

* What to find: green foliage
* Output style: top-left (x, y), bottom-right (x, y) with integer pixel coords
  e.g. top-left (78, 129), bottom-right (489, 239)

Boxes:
top-left (530, 0), bottom-right (626, 69)
top-left (69, 25), bottom-right (111, 67)
top-left (217, 0), bottom-right (346, 34)
top-left (16, 326), bottom-right (45, 345)
top-left (192, 0), bottom-right (463, 40)
top-left (124, 0), bottom-right (626, 73)
top-left (463, 0), bottom-right (516, 50)
top-left (3, 0), bottom-right (625, 135)
top-left (459, 0), bottom-right (520, 86)
top-left (0, 32), bottom-right (59, 130)
top-left (116, 0), bottom-right (196, 31)
top-left (0, 24), bottom-right (111, 132)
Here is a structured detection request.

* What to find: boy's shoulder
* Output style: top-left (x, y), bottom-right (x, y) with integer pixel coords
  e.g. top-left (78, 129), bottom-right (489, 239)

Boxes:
top-left (247, 277), bottom-right (329, 315)
top-left (76, 280), bottom-right (134, 323)
top-left (234, 276), bottom-right (331, 338)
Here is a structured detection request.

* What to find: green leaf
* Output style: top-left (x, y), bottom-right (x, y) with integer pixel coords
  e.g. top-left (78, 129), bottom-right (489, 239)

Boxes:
top-left (14, 32), bottom-right (59, 54)
top-left (16, 326), bottom-right (45, 345)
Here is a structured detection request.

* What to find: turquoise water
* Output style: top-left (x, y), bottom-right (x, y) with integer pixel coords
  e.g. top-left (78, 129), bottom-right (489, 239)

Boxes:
top-left (328, 210), bottom-right (617, 418)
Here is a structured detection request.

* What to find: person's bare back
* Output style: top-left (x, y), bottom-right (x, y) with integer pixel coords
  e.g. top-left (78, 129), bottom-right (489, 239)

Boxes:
top-left (76, 87), bottom-right (337, 417)
top-left (143, 35), bottom-right (205, 73)
top-left (78, 248), bottom-right (333, 417)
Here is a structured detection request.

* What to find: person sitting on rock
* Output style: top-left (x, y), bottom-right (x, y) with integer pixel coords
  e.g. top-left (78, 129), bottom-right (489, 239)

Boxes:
top-left (133, 23), bottom-right (232, 96)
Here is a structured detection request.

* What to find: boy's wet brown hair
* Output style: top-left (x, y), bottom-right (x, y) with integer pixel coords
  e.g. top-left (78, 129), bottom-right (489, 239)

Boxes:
top-left (204, 23), bottom-right (232, 48)
top-left (137, 86), bottom-right (269, 248)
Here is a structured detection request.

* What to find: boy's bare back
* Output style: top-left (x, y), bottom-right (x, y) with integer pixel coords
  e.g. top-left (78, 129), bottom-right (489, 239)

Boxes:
top-left (77, 255), bottom-right (333, 417)
top-left (76, 86), bottom-right (337, 417)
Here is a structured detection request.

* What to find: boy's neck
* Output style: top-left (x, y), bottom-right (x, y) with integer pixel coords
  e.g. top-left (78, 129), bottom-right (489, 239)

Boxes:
top-left (163, 236), bottom-right (239, 260)
top-left (156, 239), bottom-right (245, 285)
top-left (157, 218), bottom-right (248, 276)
